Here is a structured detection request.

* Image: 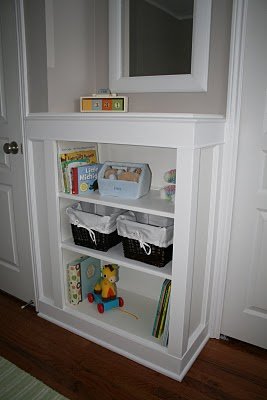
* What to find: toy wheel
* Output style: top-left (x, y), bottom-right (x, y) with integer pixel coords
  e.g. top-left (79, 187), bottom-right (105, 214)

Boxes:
top-left (118, 297), bottom-right (124, 307)
top-left (97, 303), bottom-right (104, 314)
top-left (87, 293), bottom-right (94, 303)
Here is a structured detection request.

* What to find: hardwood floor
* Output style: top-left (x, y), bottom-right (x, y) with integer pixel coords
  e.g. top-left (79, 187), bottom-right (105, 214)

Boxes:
top-left (0, 291), bottom-right (266, 400)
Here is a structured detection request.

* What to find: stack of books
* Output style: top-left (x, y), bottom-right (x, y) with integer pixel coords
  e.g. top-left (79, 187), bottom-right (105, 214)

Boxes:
top-left (152, 279), bottom-right (171, 346)
top-left (58, 141), bottom-right (100, 194)
top-left (66, 256), bottom-right (101, 305)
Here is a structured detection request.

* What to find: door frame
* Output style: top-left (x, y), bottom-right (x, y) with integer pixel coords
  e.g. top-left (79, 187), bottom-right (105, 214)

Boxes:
top-left (13, 0), bottom-right (39, 305)
top-left (209, 0), bottom-right (248, 338)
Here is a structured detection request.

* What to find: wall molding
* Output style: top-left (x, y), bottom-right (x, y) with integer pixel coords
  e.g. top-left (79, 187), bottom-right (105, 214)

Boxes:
top-left (209, 0), bottom-right (248, 338)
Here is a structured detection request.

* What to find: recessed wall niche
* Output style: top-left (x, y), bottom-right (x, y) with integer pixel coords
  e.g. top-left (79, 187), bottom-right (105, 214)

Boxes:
top-left (22, 0), bottom-right (232, 114)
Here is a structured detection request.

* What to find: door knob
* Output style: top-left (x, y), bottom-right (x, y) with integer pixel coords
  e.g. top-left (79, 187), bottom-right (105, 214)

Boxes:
top-left (3, 141), bottom-right (19, 154)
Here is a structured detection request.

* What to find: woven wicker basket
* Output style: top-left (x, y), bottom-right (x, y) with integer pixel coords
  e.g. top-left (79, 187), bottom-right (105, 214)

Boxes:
top-left (71, 224), bottom-right (121, 252)
top-left (121, 237), bottom-right (173, 268)
top-left (67, 202), bottom-right (124, 252)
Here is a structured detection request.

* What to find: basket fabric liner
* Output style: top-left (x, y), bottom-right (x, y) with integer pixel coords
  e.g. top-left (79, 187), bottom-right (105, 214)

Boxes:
top-left (117, 212), bottom-right (173, 255)
top-left (66, 203), bottom-right (124, 240)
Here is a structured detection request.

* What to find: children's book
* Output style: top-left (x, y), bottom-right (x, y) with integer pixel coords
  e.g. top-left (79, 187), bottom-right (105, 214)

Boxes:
top-left (71, 163), bottom-right (102, 195)
top-left (79, 256), bottom-right (101, 301)
top-left (67, 256), bottom-right (101, 304)
top-left (66, 255), bottom-right (87, 305)
top-left (152, 279), bottom-right (170, 337)
top-left (58, 141), bottom-right (98, 193)
top-left (152, 279), bottom-right (171, 339)
top-left (160, 299), bottom-right (171, 346)
top-left (157, 281), bottom-right (171, 338)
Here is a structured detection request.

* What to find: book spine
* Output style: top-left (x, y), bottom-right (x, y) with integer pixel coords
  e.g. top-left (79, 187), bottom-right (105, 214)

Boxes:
top-left (66, 263), bottom-right (82, 305)
top-left (63, 164), bottom-right (70, 193)
top-left (152, 279), bottom-right (170, 337)
top-left (155, 282), bottom-right (170, 338)
top-left (157, 282), bottom-right (171, 338)
top-left (160, 299), bottom-right (171, 346)
top-left (71, 167), bottom-right (78, 194)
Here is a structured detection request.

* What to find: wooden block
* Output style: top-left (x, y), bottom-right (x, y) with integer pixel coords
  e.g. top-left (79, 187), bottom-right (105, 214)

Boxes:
top-left (80, 96), bottom-right (128, 112)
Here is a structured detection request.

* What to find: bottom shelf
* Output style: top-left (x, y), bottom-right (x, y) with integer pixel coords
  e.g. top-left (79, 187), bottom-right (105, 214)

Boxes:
top-left (38, 296), bottom-right (210, 382)
top-left (65, 288), bottom-right (165, 349)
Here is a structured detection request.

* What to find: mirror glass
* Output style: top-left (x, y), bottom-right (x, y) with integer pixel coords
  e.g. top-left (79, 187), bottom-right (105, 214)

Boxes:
top-left (124, 0), bottom-right (194, 77)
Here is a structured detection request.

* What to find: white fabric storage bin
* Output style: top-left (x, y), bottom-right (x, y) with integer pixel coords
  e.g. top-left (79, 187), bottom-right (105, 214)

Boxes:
top-left (117, 212), bottom-right (174, 248)
top-left (66, 202), bottom-right (126, 252)
top-left (66, 202), bottom-right (125, 234)
top-left (79, 202), bottom-right (121, 217)
top-left (134, 211), bottom-right (173, 227)
top-left (116, 211), bottom-right (174, 268)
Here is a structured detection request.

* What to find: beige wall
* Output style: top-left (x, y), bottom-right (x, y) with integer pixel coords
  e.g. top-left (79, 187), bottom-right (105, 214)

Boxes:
top-left (24, 0), bottom-right (232, 115)
top-left (47, 0), bottom-right (96, 112)
top-left (24, 0), bottom-right (48, 112)
top-left (93, 0), bottom-right (232, 115)
top-left (125, 0), bottom-right (233, 114)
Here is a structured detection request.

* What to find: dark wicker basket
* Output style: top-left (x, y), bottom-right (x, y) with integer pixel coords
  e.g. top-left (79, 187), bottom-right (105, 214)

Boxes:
top-left (121, 237), bottom-right (173, 268)
top-left (71, 224), bottom-right (121, 252)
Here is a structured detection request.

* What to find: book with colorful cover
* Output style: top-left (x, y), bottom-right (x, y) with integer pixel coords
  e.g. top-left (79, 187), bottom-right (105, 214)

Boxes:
top-left (160, 299), bottom-right (171, 346)
top-left (157, 281), bottom-right (171, 338)
top-left (152, 279), bottom-right (171, 337)
top-left (79, 256), bottom-right (101, 300)
top-left (66, 255), bottom-right (87, 305)
top-left (152, 280), bottom-right (167, 336)
top-left (67, 256), bottom-right (101, 305)
top-left (71, 163), bottom-right (102, 195)
top-left (58, 141), bottom-right (98, 193)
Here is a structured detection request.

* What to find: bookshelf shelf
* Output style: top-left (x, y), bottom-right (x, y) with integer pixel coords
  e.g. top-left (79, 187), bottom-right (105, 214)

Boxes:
top-left (61, 241), bottom-right (172, 280)
top-left (65, 289), bottom-right (164, 350)
top-left (58, 189), bottom-right (175, 218)
top-left (27, 114), bottom-right (225, 381)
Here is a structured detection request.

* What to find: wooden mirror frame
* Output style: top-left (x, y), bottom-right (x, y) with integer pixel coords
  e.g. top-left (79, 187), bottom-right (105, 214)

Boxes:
top-left (109, 0), bottom-right (212, 93)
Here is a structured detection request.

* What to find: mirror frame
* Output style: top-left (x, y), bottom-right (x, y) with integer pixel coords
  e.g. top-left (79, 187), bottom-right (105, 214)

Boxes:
top-left (109, 0), bottom-right (212, 93)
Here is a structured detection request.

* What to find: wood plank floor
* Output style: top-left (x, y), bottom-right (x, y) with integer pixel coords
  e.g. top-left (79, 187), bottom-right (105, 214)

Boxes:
top-left (0, 291), bottom-right (266, 400)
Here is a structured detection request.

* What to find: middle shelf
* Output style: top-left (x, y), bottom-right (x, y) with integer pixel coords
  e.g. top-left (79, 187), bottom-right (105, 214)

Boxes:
top-left (59, 189), bottom-right (175, 218)
top-left (61, 241), bottom-right (172, 279)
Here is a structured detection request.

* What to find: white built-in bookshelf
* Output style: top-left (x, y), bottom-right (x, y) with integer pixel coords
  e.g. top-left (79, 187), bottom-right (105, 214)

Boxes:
top-left (26, 113), bottom-right (225, 381)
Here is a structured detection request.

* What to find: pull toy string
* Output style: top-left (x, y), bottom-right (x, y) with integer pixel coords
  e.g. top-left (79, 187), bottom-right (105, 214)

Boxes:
top-left (114, 308), bottom-right (139, 320)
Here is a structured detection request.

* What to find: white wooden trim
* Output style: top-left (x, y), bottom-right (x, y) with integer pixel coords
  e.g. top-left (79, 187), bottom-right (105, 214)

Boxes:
top-left (44, 140), bottom-right (65, 308)
top-left (14, 0), bottom-right (39, 306)
top-left (109, 0), bottom-right (211, 92)
top-left (25, 140), bottom-right (43, 309)
top-left (209, 0), bottom-right (248, 338)
top-left (202, 145), bottom-right (221, 327)
top-left (168, 148), bottom-right (200, 357)
top-left (24, 113), bottom-right (225, 149)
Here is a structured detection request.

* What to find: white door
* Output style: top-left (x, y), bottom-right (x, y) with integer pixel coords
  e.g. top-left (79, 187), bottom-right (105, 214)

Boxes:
top-left (221, 0), bottom-right (267, 348)
top-left (0, 0), bottom-right (35, 302)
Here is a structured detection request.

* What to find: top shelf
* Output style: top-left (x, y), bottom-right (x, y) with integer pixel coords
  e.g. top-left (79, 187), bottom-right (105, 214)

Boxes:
top-left (59, 189), bottom-right (174, 218)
